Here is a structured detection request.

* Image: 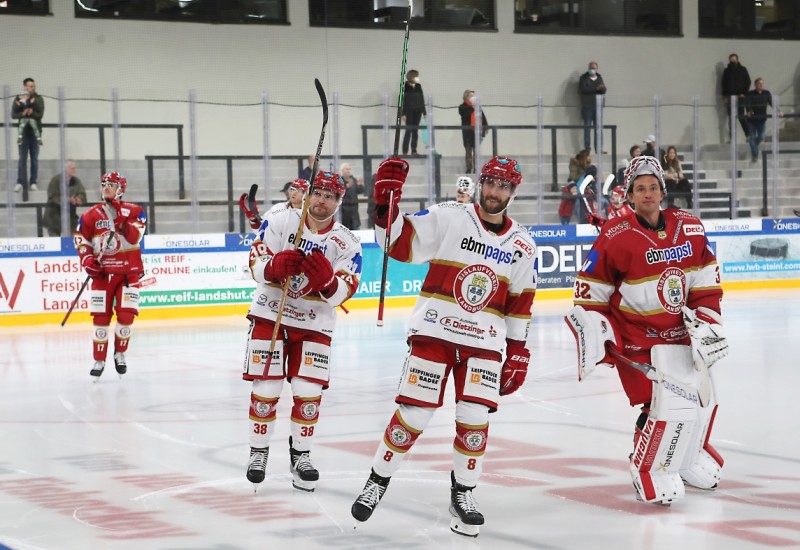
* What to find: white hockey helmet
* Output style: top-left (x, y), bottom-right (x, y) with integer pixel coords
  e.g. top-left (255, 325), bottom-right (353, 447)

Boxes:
top-left (456, 176), bottom-right (475, 197)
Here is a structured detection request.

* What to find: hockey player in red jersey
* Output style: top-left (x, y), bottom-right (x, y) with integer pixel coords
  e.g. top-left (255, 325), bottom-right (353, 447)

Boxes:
top-left (74, 172), bottom-right (146, 378)
top-left (351, 156), bottom-right (537, 537)
top-left (242, 170), bottom-right (361, 493)
top-left (564, 156), bottom-right (728, 506)
top-left (587, 184), bottom-right (634, 227)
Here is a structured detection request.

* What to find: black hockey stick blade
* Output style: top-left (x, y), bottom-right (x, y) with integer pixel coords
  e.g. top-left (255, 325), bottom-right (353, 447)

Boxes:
top-left (247, 184), bottom-right (258, 213)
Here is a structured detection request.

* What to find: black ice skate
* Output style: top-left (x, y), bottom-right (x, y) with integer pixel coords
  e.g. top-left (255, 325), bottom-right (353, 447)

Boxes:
top-left (289, 436), bottom-right (319, 492)
top-left (90, 360), bottom-right (105, 379)
top-left (449, 471), bottom-right (484, 537)
top-left (113, 352), bottom-right (127, 375)
top-left (351, 469), bottom-right (390, 523)
top-left (246, 447), bottom-right (269, 491)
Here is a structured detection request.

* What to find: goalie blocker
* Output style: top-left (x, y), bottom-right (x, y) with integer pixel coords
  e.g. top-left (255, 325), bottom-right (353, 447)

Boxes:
top-left (565, 306), bottom-right (723, 505)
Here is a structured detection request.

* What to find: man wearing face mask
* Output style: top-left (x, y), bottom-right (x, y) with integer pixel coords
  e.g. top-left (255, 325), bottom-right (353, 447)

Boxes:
top-left (458, 89), bottom-right (488, 173)
top-left (402, 69), bottom-right (426, 157)
top-left (578, 61), bottom-right (607, 153)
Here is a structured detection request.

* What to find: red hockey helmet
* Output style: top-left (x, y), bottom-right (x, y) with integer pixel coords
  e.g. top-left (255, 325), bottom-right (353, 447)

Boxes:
top-left (479, 156), bottom-right (522, 188)
top-left (610, 185), bottom-right (626, 205)
top-left (290, 178), bottom-right (309, 193)
top-left (101, 171), bottom-right (127, 195)
top-left (313, 171), bottom-right (346, 198)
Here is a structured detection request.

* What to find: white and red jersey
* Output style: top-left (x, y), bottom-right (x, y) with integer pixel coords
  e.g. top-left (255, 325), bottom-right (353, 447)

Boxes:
top-left (266, 201), bottom-right (293, 218)
top-left (607, 202), bottom-right (634, 220)
top-left (74, 201), bottom-right (146, 275)
top-left (574, 209), bottom-right (722, 354)
top-left (378, 201), bottom-right (537, 356)
top-left (247, 208), bottom-right (361, 338)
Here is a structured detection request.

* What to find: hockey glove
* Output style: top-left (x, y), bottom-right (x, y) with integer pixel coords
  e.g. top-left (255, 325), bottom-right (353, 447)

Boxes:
top-left (587, 213), bottom-right (606, 228)
top-left (500, 339), bottom-right (530, 396)
top-left (682, 306), bottom-right (728, 369)
top-left (264, 249), bottom-right (304, 282)
top-left (302, 248), bottom-right (337, 294)
top-left (374, 157), bottom-right (409, 207)
top-left (239, 192), bottom-right (262, 230)
top-left (81, 255), bottom-right (104, 278)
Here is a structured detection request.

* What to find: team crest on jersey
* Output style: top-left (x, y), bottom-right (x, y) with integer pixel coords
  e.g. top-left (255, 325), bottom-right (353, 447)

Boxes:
top-left (388, 424), bottom-right (411, 447)
top-left (454, 264), bottom-right (498, 313)
top-left (300, 402), bottom-right (318, 420)
top-left (253, 400), bottom-right (273, 418)
top-left (286, 275), bottom-right (310, 299)
top-left (657, 230), bottom-right (667, 240)
top-left (462, 430), bottom-right (486, 452)
top-left (656, 267), bottom-right (687, 313)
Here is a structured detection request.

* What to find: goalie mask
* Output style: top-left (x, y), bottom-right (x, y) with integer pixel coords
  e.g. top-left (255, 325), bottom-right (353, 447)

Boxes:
top-left (456, 176), bottom-right (475, 197)
top-left (101, 171), bottom-right (127, 199)
top-left (623, 156), bottom-right (665, 194)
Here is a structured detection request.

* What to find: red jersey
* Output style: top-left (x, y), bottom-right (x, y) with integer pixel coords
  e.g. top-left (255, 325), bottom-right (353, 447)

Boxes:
top-left (607, 202), bottom-right (634, 220)
top-left (74, 201), bottom-right (146, 275)
top-left (573, 209), bottom-right (722, 355)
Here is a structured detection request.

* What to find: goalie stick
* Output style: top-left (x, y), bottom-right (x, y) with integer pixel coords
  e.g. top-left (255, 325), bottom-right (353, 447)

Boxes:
top-left (378, 0), bottom-right (413, 327)
top-left (264, 78), bottom-right (328, 371)
top-left (604, 342), bottom-right (710, 407)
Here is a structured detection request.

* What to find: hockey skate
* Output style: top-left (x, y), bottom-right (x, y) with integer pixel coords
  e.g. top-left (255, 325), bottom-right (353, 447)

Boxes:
top-left (113, 352), bottom-right (127, 375)
top-left (246, 447), bottom-right (269, 490)
top-left (289, 437), bottom-right (319, 492)
top-left (449, 471), bottom-right (484, 537)
top-left (351, 469), bottom-right (390, 523)
top-left (90, 360), bottom-right (105, 379)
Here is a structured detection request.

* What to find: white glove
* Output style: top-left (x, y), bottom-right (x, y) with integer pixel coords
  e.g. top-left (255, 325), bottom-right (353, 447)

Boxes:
top-left (682, 306), bottom-right (728, 369)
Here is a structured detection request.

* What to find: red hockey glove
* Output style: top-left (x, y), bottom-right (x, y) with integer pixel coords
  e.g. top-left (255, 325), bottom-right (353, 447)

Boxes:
top-left (374, 157), bottom-right (409, 207)
top-left (587, 213), bottom-right (606, 228)
top-left (263, 249), bottom-right (304, 282)
top-left (500, 340), bottom-right (530, 396)
top-left (239, 192), bottom-right (262, 230)
top-left (302, 248), bottom-right (337, 294)
top-left (81, 255), bottom-right (104, 278)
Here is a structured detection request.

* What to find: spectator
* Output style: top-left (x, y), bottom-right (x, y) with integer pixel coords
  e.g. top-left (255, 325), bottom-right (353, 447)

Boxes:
top-left (458, 89), bottom-right (488, 173)
top-left (721, 53), bottom-right (751, 140)
top-left (558, 182), bottom-right (579, 225)
top-left (577, 61), bottom-right (607, 152)
top-left (744, 78), bottom-right (783, 163)
top-left (340, 162), bottom-right (364, 230)
top-left (11, 77), bottom-right (44, 193)
top-left (298, 154), bottom-right (315, 181)
top-left (401, 69), bottom-right (426, 157)
top-left (42, 161), bottom-right (87, 237)
top-left (642, 135), bottom-right (665, 161)
top-left (15, 89), bottom-right (42, 146)
top-left (661, 146), bottom-right (693, 208)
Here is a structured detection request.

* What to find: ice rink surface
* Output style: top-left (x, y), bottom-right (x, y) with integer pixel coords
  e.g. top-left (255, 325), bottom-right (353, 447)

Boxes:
top-left (1, 289), bottom-right (798, 549)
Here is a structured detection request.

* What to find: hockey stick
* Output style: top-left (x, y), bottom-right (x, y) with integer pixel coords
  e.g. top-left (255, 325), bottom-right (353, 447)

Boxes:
top-left (577, 174), bottom-right (597, 216)
top-left (61, 229), bottom-right (116, 327)
top-left (602, 173), bottom-right (616, 196)
top-left (377, 0), bottom-right (413, 327)
top-left (604, 342), bottom-right (709, 408)
top-left (239, 184), bottom-right (261, 230)
top-left (264, 78), bottom-right (328, 371)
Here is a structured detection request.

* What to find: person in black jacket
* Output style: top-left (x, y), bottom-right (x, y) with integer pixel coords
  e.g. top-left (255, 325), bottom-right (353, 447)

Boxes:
top-left (720, 53), bottom-right (751, 140)
top-left (577, 61), bottom-right (607, 153)
top-left (11, 77), bottom-right (44, 193)
top-left (401, 69), bottom-right (426, 157)
top-left (458, 89), bottom-right (488, 173)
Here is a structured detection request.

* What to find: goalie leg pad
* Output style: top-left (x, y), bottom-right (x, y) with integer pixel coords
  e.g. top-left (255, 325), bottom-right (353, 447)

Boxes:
top-left (629, 345), bottom-right (703, 504)
top-left (681, 402), bottom-right (723, 490)
top-left (564, 305), bottom-right (617, 381)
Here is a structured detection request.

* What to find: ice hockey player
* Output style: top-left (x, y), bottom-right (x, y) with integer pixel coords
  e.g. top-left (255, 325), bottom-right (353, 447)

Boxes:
top-left (239, 178), bottom-right (309, 231)
top-left (587, 184), bottom-right (635, 227)
top-left (350, 156), bottom-right (537, 537)
top-left (455, 175), bottom-right (475, 203)
top-left (75, 172), bottom-right (146, 379)
top-left (564, 155), bottom-right (728, 506)
top-left (242, 171), bottom-right (361, 493)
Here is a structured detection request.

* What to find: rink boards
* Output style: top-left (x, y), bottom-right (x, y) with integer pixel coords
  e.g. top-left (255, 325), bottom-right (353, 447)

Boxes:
top-left (2, 218), bottom-right (800, 325)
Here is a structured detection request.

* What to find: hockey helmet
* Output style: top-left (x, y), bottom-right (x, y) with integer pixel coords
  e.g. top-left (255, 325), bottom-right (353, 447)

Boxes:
top-left (610, 185), bottom-right (627, 206)
top-left (313, 171), bottom-right (346, 199)
top-left (456, 176), bottom-right (475, 197)
top-left (290, 178), bottom-right (309, 193)
top-left (623, 156), bottom-right (665, 194)
top-left (101, 171), bottom-right (127, 195)
top-left (479, 156), bottom-right (522, 188)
